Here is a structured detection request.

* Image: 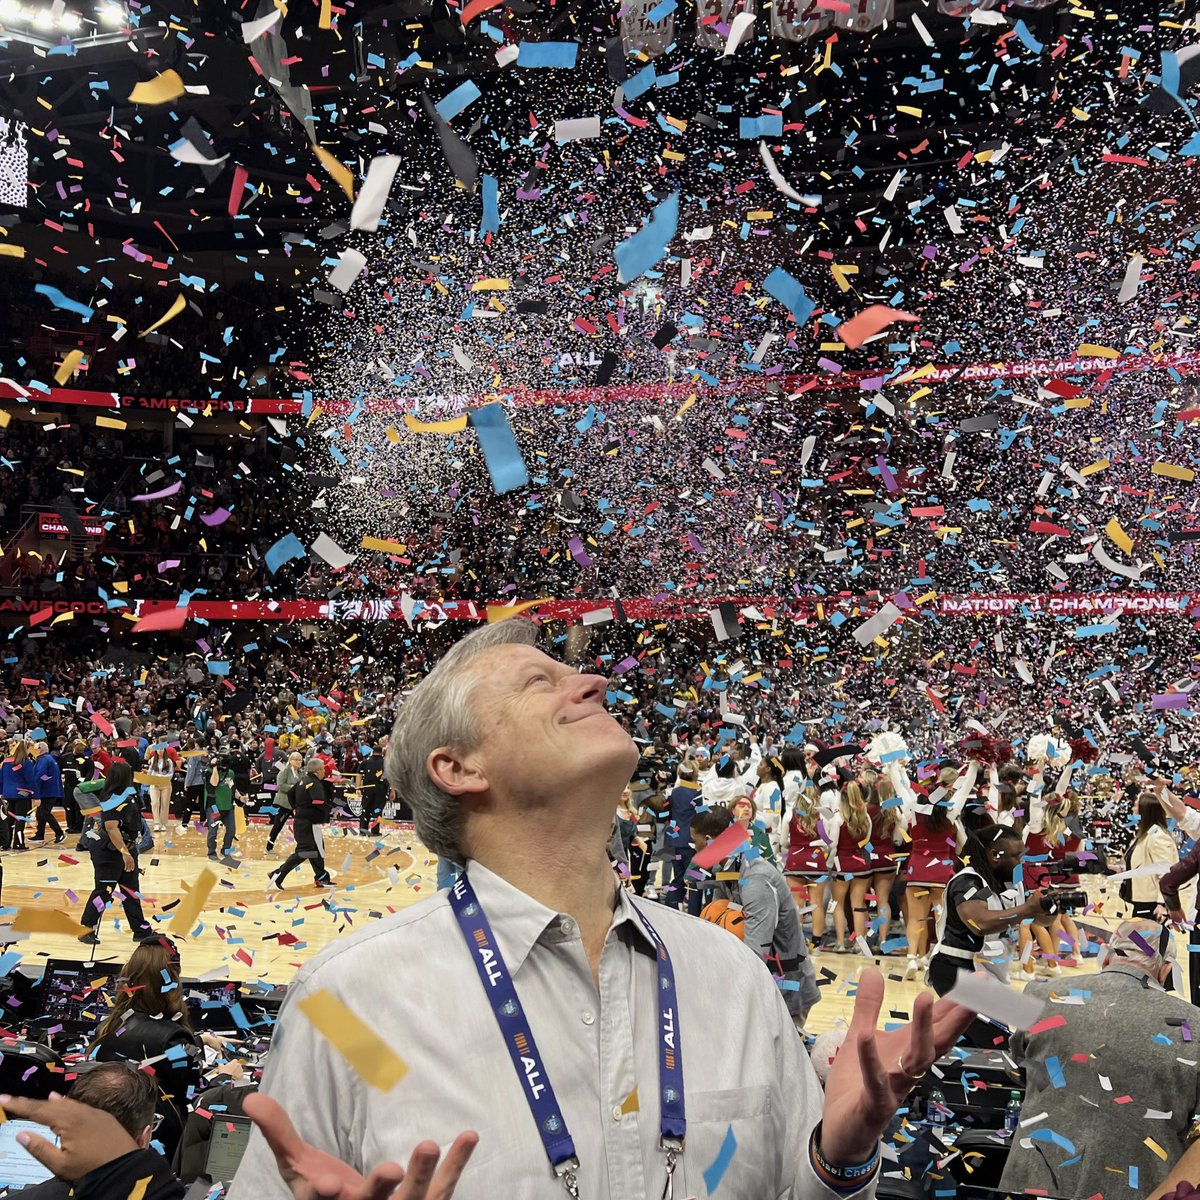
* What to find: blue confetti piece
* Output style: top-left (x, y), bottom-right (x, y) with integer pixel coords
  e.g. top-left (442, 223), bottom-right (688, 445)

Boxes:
top-left (0, 950), bottom-right (22, 978)
top-left (1031, 1128), bottom-right (1075, 1155)
top-left (703, 1124), bottom-right (737, 1194)
top-left (516, 41), bottom-right (578, 68)
top-left (264, 532), bottom-right (308, 575)
top-left (206, 660), bottom-right (230, 676)
top-left (623, 62), bottom-right (656, 102)
top-left (739, 113), bottom-right (783, 139)
top-left (1045, 1056), bottom-right (1065, 1089)
top-left (763, 267), bottom-right (815, 325)
top-left (469, 403), bottom-right (529, 495)
top-left (615, 192), bottom-right (678, 283)
top-left (1012, 19), bottom-right (1043, 54)
top-left (34, 283), bottom-right (94, 321)
top-left (435, 80), bottom-right (481, 121)
top-left (645, 0), bottom-right (675, 21)
top-left (481, 174), bottom-right (500, 235)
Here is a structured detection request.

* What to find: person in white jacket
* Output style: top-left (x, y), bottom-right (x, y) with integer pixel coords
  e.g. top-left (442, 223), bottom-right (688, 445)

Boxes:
top-left (1127, 791), bottom-right (1180, 918)
top-left (700, 734), bottom-right (761, 808)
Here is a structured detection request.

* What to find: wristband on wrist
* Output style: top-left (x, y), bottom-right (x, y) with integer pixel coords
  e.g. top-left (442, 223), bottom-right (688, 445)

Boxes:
top-left (809, 1123), bottom-right (881, 1193)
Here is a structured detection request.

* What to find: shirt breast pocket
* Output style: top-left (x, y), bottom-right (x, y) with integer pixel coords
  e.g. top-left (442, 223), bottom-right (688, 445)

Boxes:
top-left (683, 1085), bottom-right (780, 1200)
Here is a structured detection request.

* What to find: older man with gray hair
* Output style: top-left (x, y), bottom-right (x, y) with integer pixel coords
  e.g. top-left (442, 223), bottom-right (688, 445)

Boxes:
top-left (999, 919), bottom-right (1200, 1200)
top-left (230, 619), bottom-right (971, 1200)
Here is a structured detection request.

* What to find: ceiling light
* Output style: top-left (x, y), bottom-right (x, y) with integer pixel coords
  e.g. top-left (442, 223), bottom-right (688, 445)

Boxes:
top-left (58, 9), bottom-right (82, 29)
top-left (0, 0), bottom-right (24, 20)
top-left (31, 6), bottom-right (55, 28)
top-left (97, 0), bottom-right (124, 24)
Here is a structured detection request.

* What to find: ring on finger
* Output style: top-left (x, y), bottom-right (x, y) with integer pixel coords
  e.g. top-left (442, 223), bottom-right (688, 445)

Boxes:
top-left (897, 1052), bottom-right (926, 1081)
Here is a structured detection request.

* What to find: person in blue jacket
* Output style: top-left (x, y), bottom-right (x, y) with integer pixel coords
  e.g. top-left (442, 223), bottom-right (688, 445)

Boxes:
top-left (31, 740), bottom-right (65, 845)
top-left (1, 741), bottom-right (36, 851)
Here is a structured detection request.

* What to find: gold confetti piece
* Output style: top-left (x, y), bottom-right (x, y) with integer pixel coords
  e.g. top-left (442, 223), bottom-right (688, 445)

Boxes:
top-left (1077, 342), bottom-right (1119, 359)
top-left (298, 990), bottom-right (408, 1092)
top-left (897, 105), bottom-right (923, 117)
top-left (139, 294), bottom-right (186, 338)
top-left (126, 1177), bottom-right (152, 1200)
top-left (0, 245), bottom-right (25, 258)
top-left (620, 1086), bottom-right (639, 1114)
top-left (11, 908), bottom-right (87, 938)
top-left (487, 599), bottom-right (549, 623)
top-left (1151, 462), bottom-right (1195, 483)
top-left (831, 264), bottom-right (859, 292)
top-left (0, 410), bottom-right (9, 429)
top-left (360, 536), bottom-right (407, 555)
top-left (54, 349), bottom-right (84, 385)
top-left (1080, 458), bottom-right (1109, 477)
top-left (675, 394), bottom-right (696, 421)
top-left (471, 278), bottom-right (510, 291)
top-left (403, 412), bottom-right (469, 434)
top-left (129, 69), bottom-right (185, 105)
top-left (313, 144), bottom-right (355, 201)
top-left (1105, 517), bottom-right (1133, 555)
top-left (1064, 397), bottom-right (1092, 409)
top-left (134, 772), bottom-right (173, 787)
top-left (96, 415), bottom-right (127, 430)
top-left (319, 0), bottom-right (332, 27)
top-left (385, 425), bottom-right (401, 444)
top-left (1145, 1137), bottom-right (1168, 1161)
top-left (170, 868), bottom-right (217, 937)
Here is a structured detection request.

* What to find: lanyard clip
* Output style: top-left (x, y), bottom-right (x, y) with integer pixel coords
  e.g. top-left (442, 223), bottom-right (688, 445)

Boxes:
top-left (554, 1156), bottom-right (581, 1199)
top-left (659, 1137), bottom-right (684, 1200)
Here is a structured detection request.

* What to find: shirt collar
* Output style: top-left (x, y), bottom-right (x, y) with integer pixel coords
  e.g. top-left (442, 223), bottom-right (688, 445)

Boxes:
top-left (463, 861), bottom-right (657, 976)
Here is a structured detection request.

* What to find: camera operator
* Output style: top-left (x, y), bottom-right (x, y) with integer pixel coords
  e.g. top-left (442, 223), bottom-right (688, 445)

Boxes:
top-left (204, 753), bottom-right (245, 862)
top-left (927, 824), bottom-right (1053, 1046)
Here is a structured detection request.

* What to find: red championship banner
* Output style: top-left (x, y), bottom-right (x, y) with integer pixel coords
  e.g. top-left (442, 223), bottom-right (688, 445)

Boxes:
top-left (38, 513), bottom-right (105, 538)
top-left (3, 350), bottom-right (1200, 418)
top-left (1, 593), bottom-right (1197, 626)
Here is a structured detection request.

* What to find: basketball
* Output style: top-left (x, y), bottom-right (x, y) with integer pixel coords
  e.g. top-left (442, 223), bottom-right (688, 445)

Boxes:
top-left (701, 899), bottom-right (746, 940)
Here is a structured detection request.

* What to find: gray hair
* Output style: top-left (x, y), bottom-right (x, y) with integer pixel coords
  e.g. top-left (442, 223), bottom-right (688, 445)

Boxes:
top-left (1100, 919), bottom-right (1177, 973)
top-left (304, 757), bottom-right (324, 774)
top-left (385, 619), bottom-right (540, 861)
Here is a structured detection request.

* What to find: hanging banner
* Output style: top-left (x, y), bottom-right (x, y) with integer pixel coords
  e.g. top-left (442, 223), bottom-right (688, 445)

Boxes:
top-left (3, 349), bottom-right (1200, 418)
top-left (770, 0), bottom-right (832, 41)
top-left (620, 0), bottom-right (676, 59)
top-left (695, 0), bottom-right (755, 51)
top-left (38, 513), bottom-right (105, 538)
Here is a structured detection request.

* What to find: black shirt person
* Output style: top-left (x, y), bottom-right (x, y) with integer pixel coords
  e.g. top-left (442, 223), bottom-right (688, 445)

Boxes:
top-left (78, 761), bottom-right (152, 945)
top-left (269, 759), bottom-right (334, 889)
top-left (928, 823), bottom-right (1051, 1046)
top-left (358, 745), bottom-right (387, 837)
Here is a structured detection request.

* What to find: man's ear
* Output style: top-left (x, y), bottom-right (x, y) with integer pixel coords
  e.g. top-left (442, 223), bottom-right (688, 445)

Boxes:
top-left (137, 1125), bottom-right (153, 1149)
top-left (427, 747), bottom-right (489, 798)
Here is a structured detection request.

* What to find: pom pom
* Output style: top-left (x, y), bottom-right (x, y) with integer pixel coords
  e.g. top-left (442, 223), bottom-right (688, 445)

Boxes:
top-left (1068, 736), bottom-right (1100, 765)
top-left (1027, 733), bottom-right (1066, 766)
top-left (957, 732), bottom-right (1013, 766)
top-left (866, 730), bottom-right (908, 766)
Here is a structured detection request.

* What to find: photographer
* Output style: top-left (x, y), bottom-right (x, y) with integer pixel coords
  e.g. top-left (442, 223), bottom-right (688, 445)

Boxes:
top-left (927, 824), bottom-right (1052, 1045)
top-left (204, 754), bottom-right (245, 862)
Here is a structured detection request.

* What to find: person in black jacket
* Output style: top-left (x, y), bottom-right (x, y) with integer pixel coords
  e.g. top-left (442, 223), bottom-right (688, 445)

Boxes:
top-left (76, 760), bottom-right (152, 945)
top-left (358, 743), bottom-right (387, 837)
top-left (268, 759), bottom-right (335, 890)
top-left (0, 1092), bottom-right (182, 1200)
top-left (56, 738), bottom-right (92, 834)
top-left (11, 1062), bottom-right (168, 1200)
top-left (88, 939), bottom-right (204, 1153)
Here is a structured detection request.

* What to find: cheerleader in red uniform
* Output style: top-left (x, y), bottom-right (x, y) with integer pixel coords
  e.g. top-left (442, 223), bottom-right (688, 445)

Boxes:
top-left (1022, 789), bottom-right (1087, 973)
top-left (823, 774), bottom-right (874, 953)
top-left (782, 748), bottom-right (827, 946)
top-left (903, 798), bottom-right (965, 977)
top-left (865, 768), bottom-right (904, 950)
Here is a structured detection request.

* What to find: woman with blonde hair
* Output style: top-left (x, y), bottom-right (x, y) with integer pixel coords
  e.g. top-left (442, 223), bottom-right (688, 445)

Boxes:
top-left (902, 791), bottom-right (965, 979)
top-left (824, 771), bottom-right (873, 952)
top-left (782, 749), bottom-right (827, 947)
top-left (866, 769), bottom-right (904, 950)
top-left (1024, 785), bottom-right (1087, 972)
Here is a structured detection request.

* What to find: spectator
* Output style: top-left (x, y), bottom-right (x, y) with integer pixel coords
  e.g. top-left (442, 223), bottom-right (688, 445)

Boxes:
top-left (268, 758), bottom-right (334, 889)
top-left (999, 920), bottom-right (1200, 1200)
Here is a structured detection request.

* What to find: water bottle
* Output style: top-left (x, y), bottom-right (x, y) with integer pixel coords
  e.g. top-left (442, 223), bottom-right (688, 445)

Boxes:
top-left (1004, 1091), bottom-right (1022, 1138)
top-left (928, 1087), bottom-right (949, 1127)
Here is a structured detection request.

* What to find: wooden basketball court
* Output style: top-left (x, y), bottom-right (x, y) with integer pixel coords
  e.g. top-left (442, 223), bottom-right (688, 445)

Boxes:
top-left (0, 826), bottom-right (1156, 1034)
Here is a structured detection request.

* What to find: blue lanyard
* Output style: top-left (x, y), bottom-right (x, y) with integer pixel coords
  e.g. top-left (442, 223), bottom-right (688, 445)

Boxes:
top-left (449, 871), bottom-right (686, 1198)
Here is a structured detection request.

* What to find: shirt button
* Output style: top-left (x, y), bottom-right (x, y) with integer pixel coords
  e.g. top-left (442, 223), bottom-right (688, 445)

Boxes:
top-left (581, 1010), bottom-right (595, 1026)
top-left (611, 1105), bottom-right (622, 1122)
top-left (559, 917), bottom-right (575, 934)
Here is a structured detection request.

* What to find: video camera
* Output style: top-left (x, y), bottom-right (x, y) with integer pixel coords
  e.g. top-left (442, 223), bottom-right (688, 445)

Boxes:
top-left (1037, 848), bottom-right (1108, 914)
